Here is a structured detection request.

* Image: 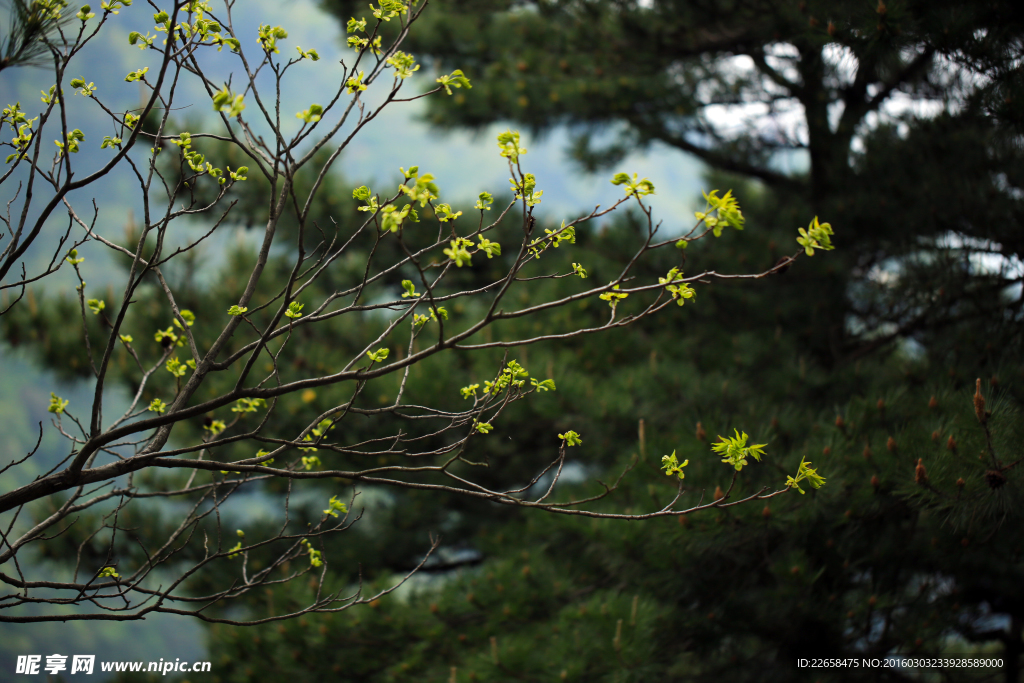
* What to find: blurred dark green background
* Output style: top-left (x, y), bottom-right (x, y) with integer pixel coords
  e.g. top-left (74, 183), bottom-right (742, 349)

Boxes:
top-left (1, 0), bottom-right (1022, 681)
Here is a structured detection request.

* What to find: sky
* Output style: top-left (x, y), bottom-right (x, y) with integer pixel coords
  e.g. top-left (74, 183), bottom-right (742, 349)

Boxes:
top-left (1, 0), bottom-right (707, 291)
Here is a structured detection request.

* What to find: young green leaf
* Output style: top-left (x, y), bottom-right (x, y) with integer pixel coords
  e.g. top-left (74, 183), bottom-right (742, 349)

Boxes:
top-left (797, 216), bottom-right (835, 256)
top-left (558, 430), bottom-right (582, 447)
top-left (48, 393), bottom-right (69, 414)
top-left (785, 456), bottom-right (827, 494)
top-left (323, 496), bottom-right (348, 518)
top-left (296, 103), bottom-right (323, 123)
top-left (711, 429), bottom-right (766, 471)
top-left (436, 69), bottom-right (472, 95)
top-left (661, 450), bottom-right (689, 479)
top-left (401, 280), bottom-right (421, 298)
top-left (474, 191), bottom-right (494, 210)
top-left (599, 284), bottom-right (629, 309)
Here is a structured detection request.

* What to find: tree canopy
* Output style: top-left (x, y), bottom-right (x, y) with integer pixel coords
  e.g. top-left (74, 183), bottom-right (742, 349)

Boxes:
top-left (323, 0), bottom-right (1024, 362)
top-left (1, 0), bottom-right (1022, 680)
top-left (0, 0), bottom-right (830, 630)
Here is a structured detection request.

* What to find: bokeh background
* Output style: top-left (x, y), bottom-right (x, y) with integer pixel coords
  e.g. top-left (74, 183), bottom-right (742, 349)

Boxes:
top-left (1, 0), bottom-right (1022, 681)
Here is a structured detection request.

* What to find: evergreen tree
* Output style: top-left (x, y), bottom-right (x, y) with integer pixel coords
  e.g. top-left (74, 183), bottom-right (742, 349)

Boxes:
top-left (323, 0), bottom-right (1024, 363)
top-left (0, 0), bottom-right (820, 631)
top-left (211, 1), bottom-right (1024, 678)
top-left (4, 1), bottom-right (1021, 680)
top-left (205, 184), bottom-right (1024, 682)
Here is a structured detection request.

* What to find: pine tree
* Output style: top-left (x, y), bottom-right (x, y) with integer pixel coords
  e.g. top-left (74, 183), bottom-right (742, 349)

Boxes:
top-left (322, 0), bottom-right (1024, 364)
top-left (198, 171), bottom-right (1023, 680)
top-left (3, 1), bottom-right (1021, 679)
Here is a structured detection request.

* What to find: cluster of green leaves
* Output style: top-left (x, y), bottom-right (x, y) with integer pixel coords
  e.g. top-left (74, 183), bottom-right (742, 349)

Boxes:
top-left (232, 397), bottom-right (268, 414)
top-left (435, 69), bottom-right (471, 95)
top-left (496, 129), bottom-right (526, 162)
top-left (660, 450), bottom-right (688, 479)
top-left (657, 267), bottom-right (696, 306)
top-left (54, 127), bottom-right (85, 156)
top-left (171, 131), bottom-right (247, 184)
top-left (597, 284), bottom-right (627, 310)
top-left (284, 301), bottom-right (304, 319)
top-left (458, 360), bottom-right (564, 439)
top-left (354, 165), bottom-right (452, 233)
top-left (129, 1), bottom-right (240, 54)
top-left (527, 223), bottom-right (573, 259)
top-left (386, 51), bottom-right (418, 79)
top-left (68, 76), bottom-right (96, 97)
top-left (509, 172), bottom-right (543, 207)
top-left (295, 103), bottom-right (323, 124)
top-left (558, 431), bottom-right (581, 446)
top-left (784, 456), bottom-right (827, 494)
top-left (2, 102), bottom-right (38, 162)
top-left (412, 305), bottom-right (447, 329)
top-left (610, 172), bottom-right (655, 198)
top-left (226, 530), bottom-right (245, 559)
top-left (711, 429), bottom-right (765, 472)
top-left (299, 419), bottom-right (336, 453)
top-left (371, 0), bottom-right (408, 22)
top-left (659, 428), bottom-right (822, 494)
top-left (323, 495), bottom-right (348, 518)
top-left (301, 539), bottom-right (322, 568)
top-left (695, 190), bottom-right (744, 237)
top-left (344, 13), bottom-right (381, 54)
top-left (211, 86), bottom-right (246, 119)
top-left (366, 348), bottom-right (389, 363)
top-left (796, 216), bottom-right (835, 256)
top-left (256, 23), bottom-right (288, 53)
top-left (47, 393), bottom-right (69, 415)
